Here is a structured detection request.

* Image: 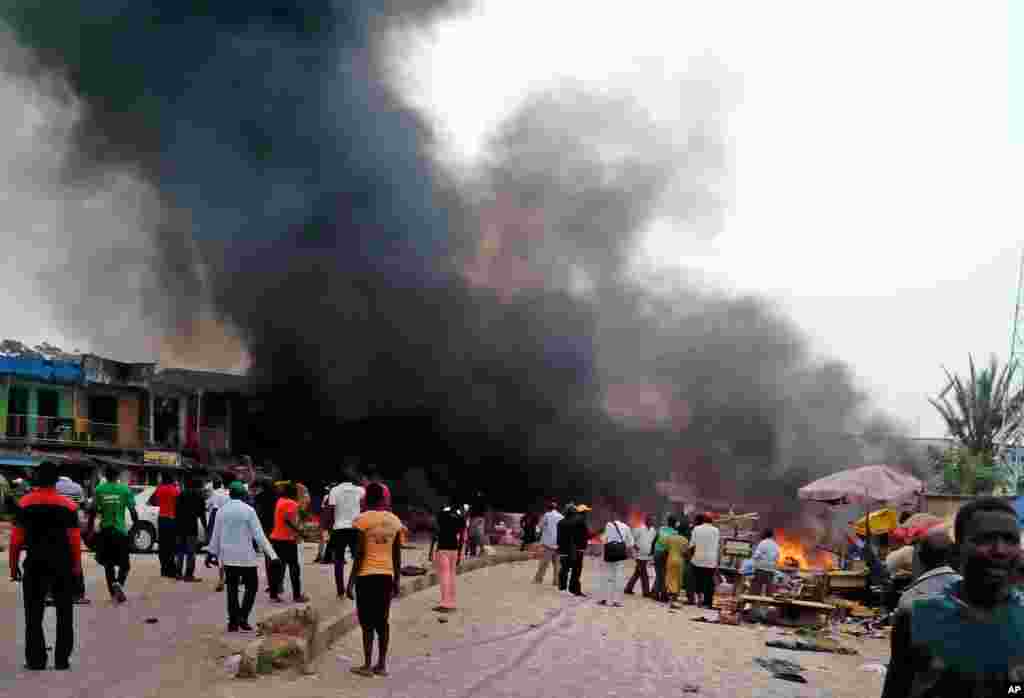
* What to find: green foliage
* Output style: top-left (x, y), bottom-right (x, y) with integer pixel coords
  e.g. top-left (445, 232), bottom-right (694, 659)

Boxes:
top-left (938, 446), bottom-right (999, 494)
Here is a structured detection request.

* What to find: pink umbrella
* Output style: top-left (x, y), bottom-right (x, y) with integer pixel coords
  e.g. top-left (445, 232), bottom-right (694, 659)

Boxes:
top-left (798, 465), bottom-right (923, 505)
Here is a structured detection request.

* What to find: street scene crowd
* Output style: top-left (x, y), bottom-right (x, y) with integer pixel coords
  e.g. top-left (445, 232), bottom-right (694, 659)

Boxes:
top-left (7, 459), bottom-right (1024, 697)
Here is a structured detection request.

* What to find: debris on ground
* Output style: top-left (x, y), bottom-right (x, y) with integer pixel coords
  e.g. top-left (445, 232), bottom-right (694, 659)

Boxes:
top-left (681, 683), bottom-right (700, 693)
top-left (438, 617), bottom-right (449, 624)
top-left (766, 639), bottom-right (858, 655)
top-left (145, 618), bottom-right (159, 624)
top-left (223, 654), bottom-right (242, 674)
top-left (755, 657), bottom-right (808, 683)
top-left (402, 566), bottom-right (428, 576)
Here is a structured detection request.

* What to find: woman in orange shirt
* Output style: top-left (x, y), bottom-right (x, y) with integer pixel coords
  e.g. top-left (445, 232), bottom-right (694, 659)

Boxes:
top-left (346, 483), bottom-right (402, 678)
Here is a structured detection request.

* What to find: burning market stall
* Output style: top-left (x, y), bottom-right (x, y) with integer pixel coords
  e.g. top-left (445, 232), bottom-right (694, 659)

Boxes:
top-left (797, 464), bottom-right (923, 604)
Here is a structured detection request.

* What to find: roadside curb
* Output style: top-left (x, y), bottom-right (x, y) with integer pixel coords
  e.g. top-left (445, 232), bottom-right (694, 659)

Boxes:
top-left (245, 550), bottom-right (532, 676)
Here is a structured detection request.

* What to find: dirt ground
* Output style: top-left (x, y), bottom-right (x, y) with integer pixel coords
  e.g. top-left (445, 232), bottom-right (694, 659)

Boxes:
top-left (213, 559), bottom-right (890, 698)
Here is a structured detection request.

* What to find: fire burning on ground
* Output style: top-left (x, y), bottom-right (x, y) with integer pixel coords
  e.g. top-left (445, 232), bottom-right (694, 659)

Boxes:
top-left (775, 529), bottom-right (835, 570)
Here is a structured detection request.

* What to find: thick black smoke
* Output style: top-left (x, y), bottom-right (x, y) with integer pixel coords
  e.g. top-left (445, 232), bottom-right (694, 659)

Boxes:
top-left (0, 3), bottom-right (923, 514)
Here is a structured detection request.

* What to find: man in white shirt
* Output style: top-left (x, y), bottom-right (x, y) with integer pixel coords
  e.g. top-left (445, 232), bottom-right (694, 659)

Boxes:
top-left (688, 514), bottom-right (721, 609)
top-left (204, 477), bottom-right (231, 590)
top-left (625, 515), bottom-right (657, 597)
top-left (749, 528), bottom-right (780, 598)
top-left (327, 470), bottom-right (366, 599)
top-left (208, 481), bottom-right (279, 632)
top-left (533, 501), bottom-right (564, 585)
top-left (598, 513), bottom-right (635, 607)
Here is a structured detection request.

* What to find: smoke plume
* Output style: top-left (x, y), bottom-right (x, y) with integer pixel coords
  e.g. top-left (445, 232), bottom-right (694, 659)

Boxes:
top-left (0, 3), bottom-right (923, 515)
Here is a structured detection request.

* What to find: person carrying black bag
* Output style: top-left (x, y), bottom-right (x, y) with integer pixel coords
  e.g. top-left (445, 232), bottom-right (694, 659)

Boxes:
top-left (598, 512), bottom-right (634, 607)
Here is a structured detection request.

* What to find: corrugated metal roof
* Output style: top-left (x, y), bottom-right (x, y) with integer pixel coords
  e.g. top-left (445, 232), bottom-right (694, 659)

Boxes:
top-left (150, 368), bottom-right (250, 394)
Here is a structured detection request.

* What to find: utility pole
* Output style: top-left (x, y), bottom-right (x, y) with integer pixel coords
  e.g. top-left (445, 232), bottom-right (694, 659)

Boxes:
top-left (1007, 249), bottom-right (1024, 447)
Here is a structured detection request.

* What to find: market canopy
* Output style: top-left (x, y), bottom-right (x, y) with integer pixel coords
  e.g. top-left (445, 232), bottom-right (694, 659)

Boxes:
top-left (852, 508), bottom-right (900, 536)
top-left (798, 465), bottom-right (923, 506)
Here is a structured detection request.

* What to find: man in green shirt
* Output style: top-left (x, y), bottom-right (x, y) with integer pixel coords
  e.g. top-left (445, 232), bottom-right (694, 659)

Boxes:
top-left (88, 467), bottom-right (138, 604)
top-left (652, 516), bottom-right (679, 603)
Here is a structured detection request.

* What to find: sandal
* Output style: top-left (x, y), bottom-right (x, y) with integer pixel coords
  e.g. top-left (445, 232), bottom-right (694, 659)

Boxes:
top-left (350, 666), bottom-right (375, 677)
top-left (373, 667), bottom-right (389, 677)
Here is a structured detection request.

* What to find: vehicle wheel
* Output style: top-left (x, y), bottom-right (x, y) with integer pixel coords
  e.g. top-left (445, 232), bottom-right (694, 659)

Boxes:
top-left (130, 523), bottom-right (156, 554)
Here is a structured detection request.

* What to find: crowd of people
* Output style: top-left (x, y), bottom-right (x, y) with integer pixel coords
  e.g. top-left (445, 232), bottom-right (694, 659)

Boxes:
top-left (7, 461), bottom-right (405, 676)
top-left (528, 503), bottom-right (731, 610)
top-left (10, 464), bottom-right (1024, 693)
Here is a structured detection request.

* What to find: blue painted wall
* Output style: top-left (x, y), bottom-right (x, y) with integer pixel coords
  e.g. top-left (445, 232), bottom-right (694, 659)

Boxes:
top-left (0, 357), bottom-right (83, 384)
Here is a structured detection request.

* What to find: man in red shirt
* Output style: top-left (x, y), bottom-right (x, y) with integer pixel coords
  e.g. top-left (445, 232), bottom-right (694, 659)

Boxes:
top-left (149, 472), bottom-right (180, 578)
top-left (269, 482), bottom-right (308, 603)
top-left (9, 461), bottom-right (82, 671)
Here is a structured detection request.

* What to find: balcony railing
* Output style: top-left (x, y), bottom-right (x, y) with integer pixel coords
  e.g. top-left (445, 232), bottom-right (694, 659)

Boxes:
top-left (2, 414), bottom-right (147, 448)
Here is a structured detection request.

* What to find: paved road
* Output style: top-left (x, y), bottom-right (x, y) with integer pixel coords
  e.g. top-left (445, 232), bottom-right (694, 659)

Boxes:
top-left (0, 544), bottom-right (323, 698)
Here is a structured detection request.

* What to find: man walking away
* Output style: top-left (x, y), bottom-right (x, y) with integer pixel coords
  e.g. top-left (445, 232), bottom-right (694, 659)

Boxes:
top-left (896, 529), bottom-right (961, 612)
top-left (567, 505), bottom-right (592, 596)
top-left (253, 478), bottom-right (279, 590)
top-left (626, 515), bottom-right (657, 597)
top-left (598, 512), bottom-right (634, 607)
top-left (534, 501), bottom-right (563, 585)
top-left (314, 483), bottom-right (335, 564)
top-left (208, 481), bottom-right (280, 632)
top-left (521, 510), bottom-right (539, 552)
top-left (328, 471), bottom-right (365, 599)
top-left (432, 499), bottom-right (466, 613)
top-left (151, 472), bottom-right (180, 578)
top-left (882, 498), bottom-right (1024, 697)
top-left (689, 514), bottom-right (721, 609)
top-left (556, 506), bottom-right (575, 592)
top-left (347, 483), bottom-right (402, 678)
top-left (89, 467), bottom-right (137, 604)
top-left (176, 478), bottom-right (207, 582)
top-left (205, 477), bottom-right (231, 591)
top-left (56, 470), bottom-right (90, 605)
top-left (269, 482), bottom-right (308, 603)
top-left (9, 461), bottom-right (82, 670)
top-left (652, 516), bottom-right (678, 602)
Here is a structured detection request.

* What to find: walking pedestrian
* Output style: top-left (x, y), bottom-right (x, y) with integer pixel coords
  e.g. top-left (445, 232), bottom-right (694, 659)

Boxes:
top-left (269, 482), bottom-right (308, 603)
top-left (533, 501), bottom-right (563, 585)
top-left (175, 478), bottom-right (207, 582)
top-left (253, 477), bottom-right (279, 591)
top-left (9, 461), bottom-right (82, 670)
top-left (207, 481), bottom-right (280, 632)
top-left (327, 471), bottom-right (365, 599)
top-left (882, 498), bottom-right (1024, 697)
top-left (432, 499), bottom-right (466, 613)
top-left (347, 483), bottom-right (402, 678)
top-left (563, 504), bottom-right (592, 596)
top-left (663, 523), bottom-right (689, 605)
top-left (625, 515), bottom-right (657, 597)
top-left (56, 470), bottom-right (90, 605)
top-left (688, 514), bottom-right (720, 609)
top-left (150, 472), bottom-right (180, 578)
top-left (314, 483), bottom-right (335, 564)
top-left (556, 505), bottom-right (575, 592)
top-left (652, 516), bottom-right (678, 602)
top-left (205, 476), bottom-right (231, 592)
top-left (89, 466), bottom-right (137, 604)
top-left (598, 511), bottom-right (634, 607)
top-left (520, 510), bottom-right (539, 552)
top-left (467, 512), bottom-right (485, 557)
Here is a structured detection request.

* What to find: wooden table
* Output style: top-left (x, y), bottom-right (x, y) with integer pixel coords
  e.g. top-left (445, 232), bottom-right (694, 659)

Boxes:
top-left (740, 594), bottom-right (836, 626)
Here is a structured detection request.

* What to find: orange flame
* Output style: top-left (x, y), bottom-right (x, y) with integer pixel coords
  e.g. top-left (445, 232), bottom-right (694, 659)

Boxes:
top-left (775, 529), bottom-right (835, 570)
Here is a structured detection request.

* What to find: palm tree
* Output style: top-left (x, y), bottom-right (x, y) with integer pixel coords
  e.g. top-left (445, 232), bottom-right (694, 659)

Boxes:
top-left (929, 355), bottom-right (1024, 493)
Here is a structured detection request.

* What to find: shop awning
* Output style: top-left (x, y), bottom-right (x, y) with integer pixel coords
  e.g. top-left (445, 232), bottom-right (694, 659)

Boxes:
top-left (852, 508), bottom-right (900, 536)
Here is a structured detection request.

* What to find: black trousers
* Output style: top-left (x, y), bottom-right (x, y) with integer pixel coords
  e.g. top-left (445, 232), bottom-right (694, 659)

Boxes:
top-left (692, 565), bottom-right (716, 608)
top-left (558, 551), bottom-right (584, 594)
top-left (23, 567), bottom-right (74, 668)
top-left (158, 517), bottom-right (178, 576)
top-left (225, 566), bottom-right (259, 627)
top-left (625, 559), bottom-right (651, 595)
top-left (652, 550), bottom-right (668, 598)
top-left (97, 529), bottom-right (131, 595)
top-left (270, 540), bottom-right (301, 599)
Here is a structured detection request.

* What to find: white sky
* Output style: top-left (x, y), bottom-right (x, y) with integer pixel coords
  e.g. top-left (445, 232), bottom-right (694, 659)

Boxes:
top-left (1, 1), bottom-right (1020, 440)
top-left (401, 0), bottom-right (1024, 438)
